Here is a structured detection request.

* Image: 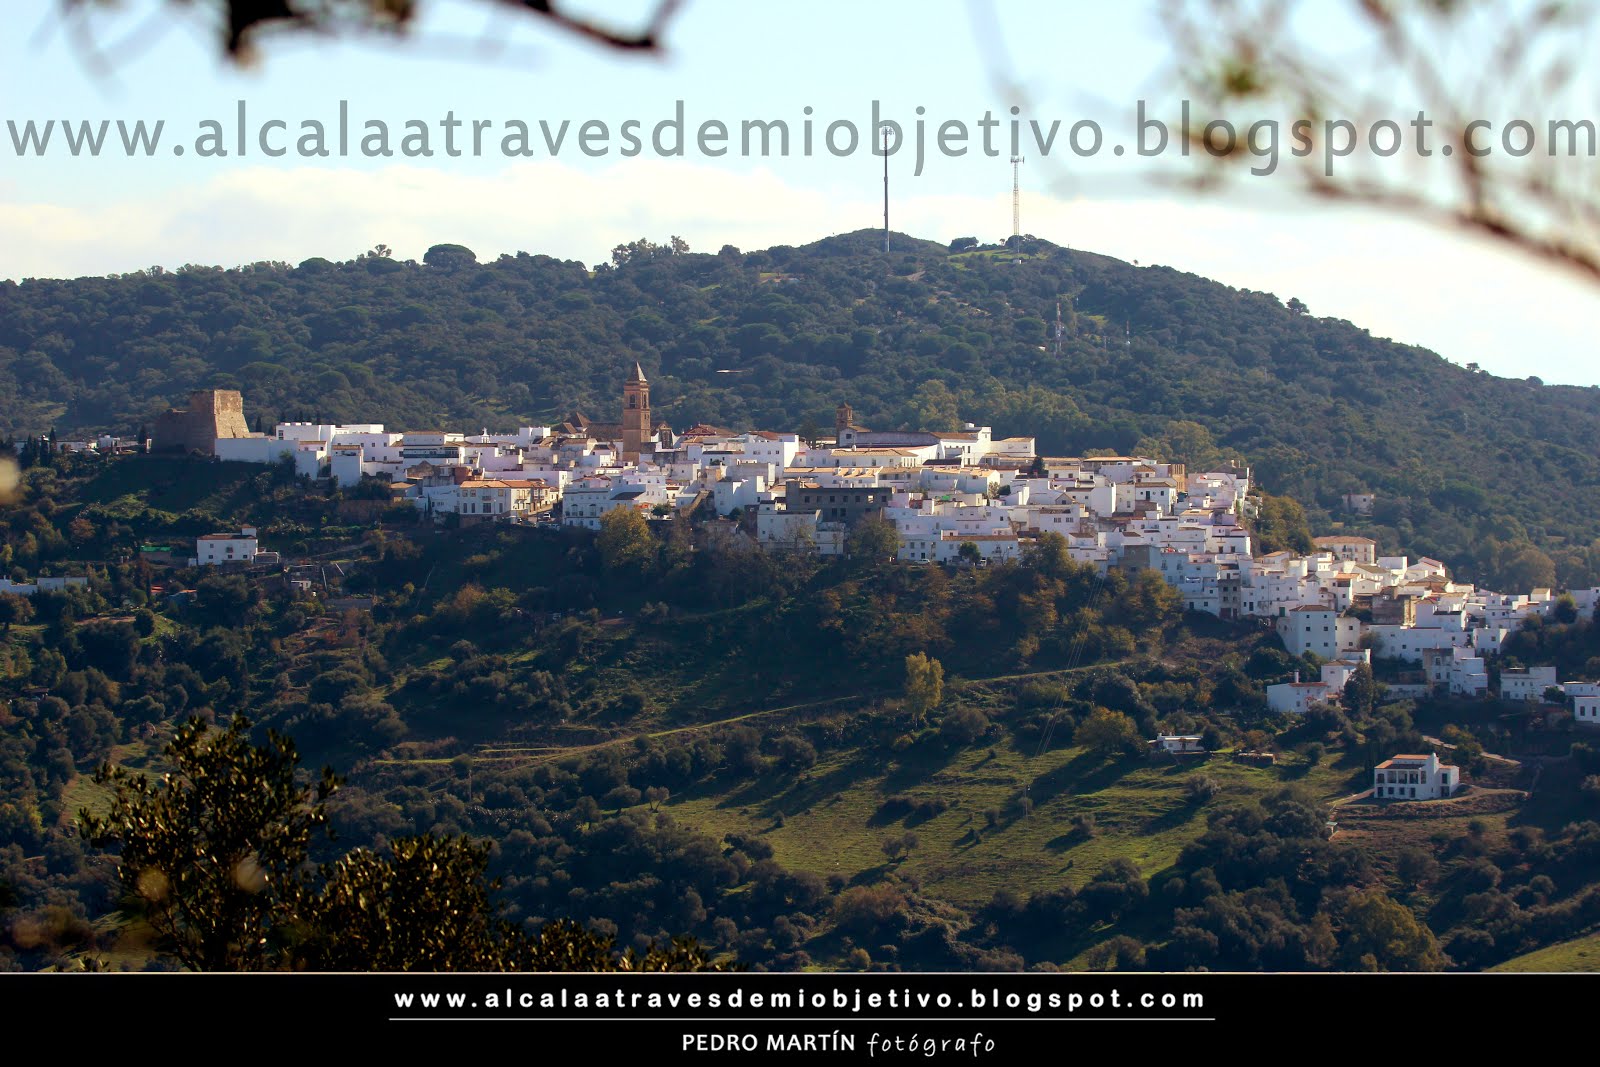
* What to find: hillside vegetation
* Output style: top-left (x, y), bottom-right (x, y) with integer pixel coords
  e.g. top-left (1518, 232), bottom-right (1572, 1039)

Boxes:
top-left (7, 456), bottom-right (1600, 972)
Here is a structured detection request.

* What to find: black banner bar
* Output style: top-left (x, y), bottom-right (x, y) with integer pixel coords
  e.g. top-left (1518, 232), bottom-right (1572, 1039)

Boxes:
top-left (3, 971), bottom-right (1591, 1057)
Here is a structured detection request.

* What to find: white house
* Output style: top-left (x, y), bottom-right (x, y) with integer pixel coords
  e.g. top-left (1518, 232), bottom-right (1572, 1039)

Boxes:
top-left (1266, 676), bottom-right (1333, 715)
top-left (735, 431), bottom-right (802, 468)
top-left (935, 530), bottom-right (1021, 564)
top-left (195, 527), bottom-right (259, 566)
top-left (0, 576), bottom-right (89, 597)
top-left (1574, 694), bottom-right (1600, 725)
top-left (1313, 535), bottom-right (1378, 565)
top-left (215, 436), bottom-right (295, 465)
top-left (562, 479), bottom-right (654, 530)
top-left (1277, 605), bottom-right (1363, 659)
top-left (757, 508), bottom-right (820, 552)
top-left (1150, 734), bottom-right (1205, 755)
top-left (1373, 753), bottom-right (1460, 801)
top-left (1499, 665), bottom-right (1559, 702)
top-left (454, 480), bottom-right (535, 523)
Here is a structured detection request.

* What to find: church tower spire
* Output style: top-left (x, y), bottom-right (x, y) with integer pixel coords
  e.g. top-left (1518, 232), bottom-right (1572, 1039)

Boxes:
top-left (622, 360), bottom-right (650, 463)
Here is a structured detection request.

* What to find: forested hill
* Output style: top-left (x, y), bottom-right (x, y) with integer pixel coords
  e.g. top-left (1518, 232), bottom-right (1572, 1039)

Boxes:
top-left (3, 229), bottom-right (1598, 589)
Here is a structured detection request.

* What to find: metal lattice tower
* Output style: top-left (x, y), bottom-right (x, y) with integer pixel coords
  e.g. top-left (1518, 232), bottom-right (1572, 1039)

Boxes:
top-left (1010, 155), bottom-right (1025, 239)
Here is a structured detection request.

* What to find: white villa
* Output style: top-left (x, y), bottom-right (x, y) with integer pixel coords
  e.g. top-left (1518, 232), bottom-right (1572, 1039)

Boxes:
top-left (1373, 753), bottom-right (1460, 801)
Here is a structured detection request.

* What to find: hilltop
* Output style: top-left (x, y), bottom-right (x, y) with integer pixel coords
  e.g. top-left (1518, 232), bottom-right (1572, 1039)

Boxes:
top-left (3, 230), bottom-right (1598, 591)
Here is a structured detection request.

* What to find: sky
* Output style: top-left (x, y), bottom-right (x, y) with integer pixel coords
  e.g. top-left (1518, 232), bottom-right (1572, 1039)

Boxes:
top-left (2, 0), bottom-right (1598, 385)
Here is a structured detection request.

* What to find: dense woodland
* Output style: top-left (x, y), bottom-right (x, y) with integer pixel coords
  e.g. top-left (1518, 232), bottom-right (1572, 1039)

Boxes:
top-left (4, 455), bottom-right (1600, 972)
top-left (3, 230), bottom-right (1599, 592)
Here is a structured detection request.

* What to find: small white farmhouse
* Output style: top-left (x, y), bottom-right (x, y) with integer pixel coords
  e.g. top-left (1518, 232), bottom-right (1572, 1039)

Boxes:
top-left (1150, 734), bottom-right (1205, 755)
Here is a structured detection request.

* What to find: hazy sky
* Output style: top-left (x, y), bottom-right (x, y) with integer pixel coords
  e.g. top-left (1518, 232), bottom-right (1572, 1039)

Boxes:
top-left (3, 0), bottom-right (1598, 385)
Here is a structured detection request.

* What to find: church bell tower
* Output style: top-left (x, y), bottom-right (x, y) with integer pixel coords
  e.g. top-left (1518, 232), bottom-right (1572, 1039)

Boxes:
top-left (622, 360), bottom-right (650, 463)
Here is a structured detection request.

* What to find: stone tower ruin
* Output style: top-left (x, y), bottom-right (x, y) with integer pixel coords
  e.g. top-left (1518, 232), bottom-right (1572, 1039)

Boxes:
top-left (152, 390), bottom-right (252, 455)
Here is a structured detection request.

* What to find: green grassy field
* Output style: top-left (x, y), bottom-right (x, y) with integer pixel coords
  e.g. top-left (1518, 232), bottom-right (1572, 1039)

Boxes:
top-left (58, 740), bottom-right (154, 827)
top-left (665, 734), bottom-right (1356, 909)
top-left (1491, 931), bottom-right (1600, 972)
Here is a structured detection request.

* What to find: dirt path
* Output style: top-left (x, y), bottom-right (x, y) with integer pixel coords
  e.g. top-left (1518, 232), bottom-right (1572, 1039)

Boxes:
top-left (388, 660), bottom-right (1127, 769)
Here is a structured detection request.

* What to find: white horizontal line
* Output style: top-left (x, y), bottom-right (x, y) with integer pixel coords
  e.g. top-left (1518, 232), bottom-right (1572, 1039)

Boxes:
top-left (388, 1017), bottom-right (1216, 1023)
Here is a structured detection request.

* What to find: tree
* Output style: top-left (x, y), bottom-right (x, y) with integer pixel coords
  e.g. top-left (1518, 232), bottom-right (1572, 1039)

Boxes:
top-left (79, 718), bottom-right (730, 972)
top-left (903, 652), bottom-right (944, 726)
top-left (1154, 0), bottom-right (1600, 288)
top-left (939, 705), bottom-right (991, 746)
top-left (1554, 594), bottom-right (1580, 625)
top-left (1075, 707), bottom-right (1140, 758)
top-left (1499, 545), bottom-right (1556, 592)
top-left (881, 832), bottom-right (917, 863)
top-left (957, 541), bottom-right (981, 566)
top-left (1343, 662), bottom-right (1379, 718)
top-left (423, 243), bottom-right (478, 270)
top-left (0, 594), bottom-right (35, 632)
top-left (92, 1), bottom-right (686, 62)
top-left (1337, 890), bottom-right (1446, 972)
top-left (846, 514), bottom-right (900, 562)
top-left (596, 507), bottom-right (656, 575)
top-left (78, 716), bottom-right (341, 971)
top-left (1394, 847), bottom-right (1439, 888)
top-left (297, 835), bottom-right (532, 971)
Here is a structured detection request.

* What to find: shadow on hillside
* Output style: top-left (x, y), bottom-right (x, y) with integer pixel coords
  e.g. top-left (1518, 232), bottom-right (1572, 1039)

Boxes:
top-left (1144, 801), bottom-right (1205, 834)
top-left (1045, 829), bottom-right (1092, 853)
top-left (1029, 750), bottom-right (1132, 805)
top-left (715, 755), bottom-right (881, 820)
top-left (878, 745), bottom-right (966, 793)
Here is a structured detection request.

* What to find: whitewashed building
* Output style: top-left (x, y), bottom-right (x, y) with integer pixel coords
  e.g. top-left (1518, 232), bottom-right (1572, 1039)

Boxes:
top-left (1266, 676), bottom-right (1333, 715)
top-left (195, 527), bottom-right (258, 566)
top-left (0, 576), bottom-right (89, 597)
top-left (1277, 605), bottom-right (1362, 659)
top-left (1373, 753), bottom-right (1460, 801)
top-left (1500, 665), bottom-right (1559, 702)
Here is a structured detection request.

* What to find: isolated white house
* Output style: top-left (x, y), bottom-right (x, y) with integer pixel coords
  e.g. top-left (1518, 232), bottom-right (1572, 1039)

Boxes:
top-left (1373, 753), bottom-right (1460, 801)
top-left (195, 528), bottom-right (258, 566)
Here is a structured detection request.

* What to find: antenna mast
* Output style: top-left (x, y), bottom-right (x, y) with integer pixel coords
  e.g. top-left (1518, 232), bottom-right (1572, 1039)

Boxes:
top-left (1010, 155), bottom-right (1025, 240)
top-left (882, 125), bottom-right (892, 253)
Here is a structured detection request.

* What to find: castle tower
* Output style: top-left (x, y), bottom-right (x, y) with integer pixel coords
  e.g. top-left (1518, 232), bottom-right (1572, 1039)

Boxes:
top-left (622, 360), bottom-right (650, 463)
top-left (152, 389), bottom-right (252, 455)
